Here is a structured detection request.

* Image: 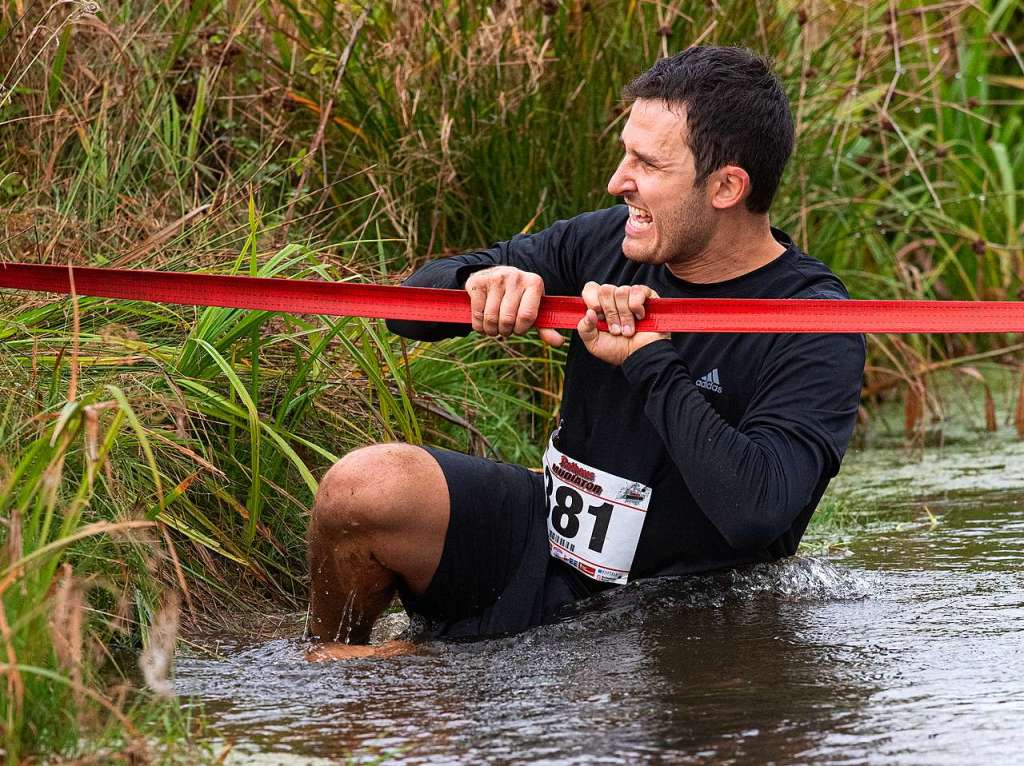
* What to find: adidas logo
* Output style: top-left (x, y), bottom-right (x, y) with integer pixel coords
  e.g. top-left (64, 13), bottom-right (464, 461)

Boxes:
top-left (695, 368), bottom-right (723, 394)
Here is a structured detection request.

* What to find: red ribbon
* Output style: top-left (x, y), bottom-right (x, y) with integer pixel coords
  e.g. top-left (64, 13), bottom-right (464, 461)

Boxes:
top-left (2, 262), bottom-right (1023, 333)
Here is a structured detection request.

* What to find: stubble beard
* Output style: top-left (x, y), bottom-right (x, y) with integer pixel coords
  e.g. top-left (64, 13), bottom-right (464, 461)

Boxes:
top-left (626, 190), bottom-right (714, 270)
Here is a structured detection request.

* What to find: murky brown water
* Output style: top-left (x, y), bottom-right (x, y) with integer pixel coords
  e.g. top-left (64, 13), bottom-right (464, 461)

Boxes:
top-left (176, 438), bottom-right (1024, 764)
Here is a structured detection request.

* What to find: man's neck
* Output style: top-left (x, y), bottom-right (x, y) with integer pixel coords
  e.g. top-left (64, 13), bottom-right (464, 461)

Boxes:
top-left (666, 216), bottom-right (787, 284)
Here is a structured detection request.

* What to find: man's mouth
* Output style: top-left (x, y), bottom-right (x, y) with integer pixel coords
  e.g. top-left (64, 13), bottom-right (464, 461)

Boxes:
top-left (627, 203), bottom-right (653, 233)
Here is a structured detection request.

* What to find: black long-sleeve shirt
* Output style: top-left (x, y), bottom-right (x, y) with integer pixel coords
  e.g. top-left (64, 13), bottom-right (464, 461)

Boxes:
top-left (387, 205), bottom-right (865, 579)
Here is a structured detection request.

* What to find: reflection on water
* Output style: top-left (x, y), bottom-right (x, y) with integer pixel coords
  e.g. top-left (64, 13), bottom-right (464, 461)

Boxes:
top-left (176, 446), bottom-right (1024, 765)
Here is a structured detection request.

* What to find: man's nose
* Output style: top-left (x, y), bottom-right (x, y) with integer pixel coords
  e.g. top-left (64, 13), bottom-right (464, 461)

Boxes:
top-left (607, 158), bottom-right (635, 197)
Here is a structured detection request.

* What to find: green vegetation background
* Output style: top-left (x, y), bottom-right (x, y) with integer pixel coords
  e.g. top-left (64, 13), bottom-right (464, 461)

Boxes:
top-left (1, 0), bottom-right (1022, 761)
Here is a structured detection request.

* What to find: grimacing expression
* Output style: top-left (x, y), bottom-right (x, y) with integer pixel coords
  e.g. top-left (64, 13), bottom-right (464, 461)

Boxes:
top-left (606, 99), bottom-right (715, 268)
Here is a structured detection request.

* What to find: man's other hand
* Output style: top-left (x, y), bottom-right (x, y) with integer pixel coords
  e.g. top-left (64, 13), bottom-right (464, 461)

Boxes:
top-left (464, 266), bottom-right (564, 347)
top-left (577, 282), bottom-right (669, 366)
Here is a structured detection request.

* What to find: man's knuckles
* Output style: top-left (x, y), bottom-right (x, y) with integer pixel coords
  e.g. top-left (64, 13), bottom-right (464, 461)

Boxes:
top-left (517, 306), bottom-right (538, 323)
top-left (463, 268), bottom-right (548, 338)
top-left (523, 272), bottom-right (543, 289)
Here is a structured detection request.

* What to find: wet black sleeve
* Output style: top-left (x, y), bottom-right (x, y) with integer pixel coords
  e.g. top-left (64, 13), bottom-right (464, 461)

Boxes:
top-left (620, 332), bottom-right (865, 552)
top-left (385, 216), bottom-right (584, 341)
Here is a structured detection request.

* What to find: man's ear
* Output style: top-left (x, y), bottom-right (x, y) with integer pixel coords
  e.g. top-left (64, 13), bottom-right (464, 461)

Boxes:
top-left (709, 165), bottom-right (750, 210)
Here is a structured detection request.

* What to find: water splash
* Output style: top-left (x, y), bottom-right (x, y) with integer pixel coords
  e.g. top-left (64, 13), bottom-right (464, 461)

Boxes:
top-left (719, 556), bottom-right (873, 600)
top-left (603, 556), bottom-right (872, 612)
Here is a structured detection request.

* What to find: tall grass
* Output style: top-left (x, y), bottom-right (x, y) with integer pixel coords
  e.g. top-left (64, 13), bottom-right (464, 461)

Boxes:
top-left (0, 354), bottom-right (210, 761)
top-left (1, 0), bottom-right (1022, 760)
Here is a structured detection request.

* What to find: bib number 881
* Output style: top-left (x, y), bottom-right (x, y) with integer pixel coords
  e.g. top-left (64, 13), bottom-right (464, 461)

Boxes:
top-left (545, 467), bottom-right (613, 553)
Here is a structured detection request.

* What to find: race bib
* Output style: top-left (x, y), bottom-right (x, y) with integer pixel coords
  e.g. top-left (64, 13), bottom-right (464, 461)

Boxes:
top-left (543, 438), bottom-right (652, 584)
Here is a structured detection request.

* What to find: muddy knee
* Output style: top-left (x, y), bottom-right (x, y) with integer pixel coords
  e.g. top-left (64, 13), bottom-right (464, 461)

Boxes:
top-left (309, 443), bottom-right (449, 593)
top-left (311, 443), bottom-right (443, 538)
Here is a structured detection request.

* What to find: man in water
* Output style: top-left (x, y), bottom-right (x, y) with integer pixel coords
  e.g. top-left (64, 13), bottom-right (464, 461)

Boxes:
top-left (306, 46), bottom-right (865, 658)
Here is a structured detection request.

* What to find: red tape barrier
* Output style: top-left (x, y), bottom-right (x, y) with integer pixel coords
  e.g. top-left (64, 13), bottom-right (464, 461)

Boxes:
top-left (1, 262), bottom-right (1023, 334)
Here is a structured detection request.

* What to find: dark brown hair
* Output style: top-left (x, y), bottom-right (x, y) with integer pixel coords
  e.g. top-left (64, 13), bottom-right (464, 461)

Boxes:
top-left (622, 46), bottom-right (794, 214)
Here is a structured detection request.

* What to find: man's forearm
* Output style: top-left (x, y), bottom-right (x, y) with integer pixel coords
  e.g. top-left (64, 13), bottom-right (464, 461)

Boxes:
top-left (384, 257), bottom-right (488, 341)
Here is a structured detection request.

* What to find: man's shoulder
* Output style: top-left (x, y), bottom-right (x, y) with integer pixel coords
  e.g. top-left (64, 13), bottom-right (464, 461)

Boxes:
top-left (789, 254), bottom-right (850, 301)
top-left (770, 227), bottom-right (851, 301)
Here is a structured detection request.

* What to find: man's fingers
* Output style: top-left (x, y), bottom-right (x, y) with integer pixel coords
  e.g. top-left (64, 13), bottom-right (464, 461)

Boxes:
top-left (468, 284), bottom-right (487, 335)
top-left (464, 268), bottom-right (549, 339)
top-left (582, 281), bottom-right (607, 325)
top-left (497, 283), bottom-right (525, 337)
top-left (613, 285), bottom-right (637, 336)
top-left (538, 327), bottom-right (564, 347)
top-left (515, 282), bottom-right (543, 336)
top-left (598, 284), bottom-right (623, 335)
top-left (627, 285), bottom-right (649, 324)
top-left (577, 308), bottom-right (599, 345)
top-left (481, 281), bottom-right (505, 336)
top-left (585, 283), bottom-right (654, 336)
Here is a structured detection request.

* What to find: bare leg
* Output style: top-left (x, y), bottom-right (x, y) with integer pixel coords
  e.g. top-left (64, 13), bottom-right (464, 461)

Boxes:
top-left (306, 444), bottom-right (449, 658)
top-left (307, 521), bottom-right (394, 644)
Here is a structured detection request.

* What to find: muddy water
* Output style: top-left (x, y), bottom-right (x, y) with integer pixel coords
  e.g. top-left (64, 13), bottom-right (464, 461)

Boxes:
top-left (176, 439), bottom-right (1024, 765)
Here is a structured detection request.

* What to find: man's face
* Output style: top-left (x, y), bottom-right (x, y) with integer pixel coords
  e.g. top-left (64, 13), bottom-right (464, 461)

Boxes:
top-left (606, 99), bottom-right (714, 268)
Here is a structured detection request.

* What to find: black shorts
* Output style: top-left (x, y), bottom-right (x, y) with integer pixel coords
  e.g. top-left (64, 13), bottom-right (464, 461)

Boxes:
top-left (398, 446), bottom-right (608, 639)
